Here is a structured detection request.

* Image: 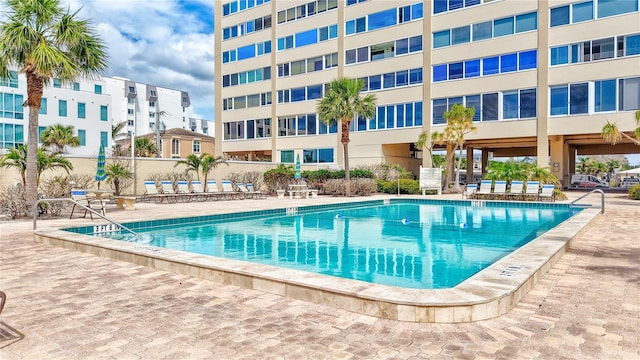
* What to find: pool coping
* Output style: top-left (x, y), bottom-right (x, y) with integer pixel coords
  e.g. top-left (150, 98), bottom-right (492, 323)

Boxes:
top-left (33, 201), bottom-right (601, 323)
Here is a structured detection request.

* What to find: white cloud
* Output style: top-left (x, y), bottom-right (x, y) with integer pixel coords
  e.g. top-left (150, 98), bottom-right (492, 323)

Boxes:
top-left (65, 0), bottom-right (214, 120)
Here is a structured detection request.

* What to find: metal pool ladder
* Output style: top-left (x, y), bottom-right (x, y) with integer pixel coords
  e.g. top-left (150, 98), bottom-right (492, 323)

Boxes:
top-left (569, 189), bottom-right (605, 214)
top-left (32, 198), bottom-right (138, 236)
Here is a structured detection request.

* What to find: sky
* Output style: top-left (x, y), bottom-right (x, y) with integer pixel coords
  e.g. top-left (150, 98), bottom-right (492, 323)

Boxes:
top-left (65, 0), bottom-right (215, 120)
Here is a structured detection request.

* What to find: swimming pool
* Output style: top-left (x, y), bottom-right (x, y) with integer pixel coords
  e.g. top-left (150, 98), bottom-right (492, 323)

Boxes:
top-left (36, 198), bottom-right (600, 322)
top-left (89, 201), bottom-right (576, 289)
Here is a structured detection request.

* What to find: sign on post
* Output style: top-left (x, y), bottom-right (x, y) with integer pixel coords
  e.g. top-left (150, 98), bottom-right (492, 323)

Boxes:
top-left (419, 167), bottom-right (442, 195)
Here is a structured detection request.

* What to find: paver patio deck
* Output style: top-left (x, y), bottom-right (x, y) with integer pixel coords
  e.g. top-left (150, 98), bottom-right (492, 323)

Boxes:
top-left (0, 192), bottom-right (638, 359)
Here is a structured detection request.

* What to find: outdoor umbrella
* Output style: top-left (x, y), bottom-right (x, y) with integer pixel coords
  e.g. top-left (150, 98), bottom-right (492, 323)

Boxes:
top-left (95, 145), bottom-right (107, 189)
top-left (295, 154), bottom-right (301, 180)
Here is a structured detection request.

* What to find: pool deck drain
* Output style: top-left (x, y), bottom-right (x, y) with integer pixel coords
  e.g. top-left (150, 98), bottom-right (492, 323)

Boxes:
top-left (33, 197), bottom-right (600, 323)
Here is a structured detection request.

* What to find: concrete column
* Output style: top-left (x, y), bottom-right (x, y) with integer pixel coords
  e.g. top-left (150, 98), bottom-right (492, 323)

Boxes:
top-left (481, 148), bottom-right (489, 177)
top-left (549, 135), bottom-right (564, 185)
top-left (536, 0), bottom-right (550, 168)
top-left (466, 146), bottom-right (474, 184)
top-left (421, 1), bottom-right (433, 168)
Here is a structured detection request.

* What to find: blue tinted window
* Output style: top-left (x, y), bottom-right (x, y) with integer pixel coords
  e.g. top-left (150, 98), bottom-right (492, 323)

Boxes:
top-left (465, 59), bottom-right (480, 77)
top-left (39, 98), bottom-right (47, 115)
top-left (519, 50), bottom-right (537, 70)
top-left (396, 70), bottom-right (409, 86)
top-left (319, 27), bottom-right (329, 41)
top-left (449, 0), bottom-right (463, 10)
top-left (414, 101), bottom-right (423, 125)
top-left (466, 95), bottom-right (481, 121)
top-left (223, 3), bottom-right (230, 15)
top-left (433, 98), bottom-right (447, 124)
top-left (291, 87), bottom-right (305, 102)
top-left (78, 130), bottom-right (86, 146)
top-left (346, 20), bottom-right (355, 35)
top-left (369, 75), bottom-right (381, 90)
top-left (573, 1), bottom-right (594, 22)
top-left (595, 79), bottom-right (616, 112)
top-left (550, 86), bottom-right (568, 115)
top-left (307, 84), bottom-right (323, 99)
top-left (237, 44), bottom-right (255, 60)
top-left (472, 21), bottom-right (492, 41)
top-left (626, 34), bottom-right (640, 55)
top-left (318, 148), bottom-right (333, 163)
top-left (396, 105), bottom-right (405, 127)
top-left (520, 89), bottom-right (537, 118)
top-left (396, 38), bottom-right (408, 55)
top-left (483, 56), bottom-right (499, 75)
top-left (264, 41), bottom-right (271, 54)
top-left (409, 36), bottom-right (422, 52)
top-left (434, 0), bottom-right (447, 14)
top-left (368, 8), bottom-right (397, 31)
top-left (411, 3), bottom-right (423, 19)
top-left (100, 132), bottom-right (108, 147)
top-left (405, 103), bottom-right (414, 126)
top-left (433, 65), bottom-right (448, 82)
top-left (356, 17), bottom-right (366, 32)
top-left (551, 4), bottom-right (570, 26)
top-left (503, 92), bottom-right (519, 119)
top-left (551, 46), bottom-right (569, 65)
top-left (409, 68), bottom-right (423, 84)
top-left (449, 62), bottom-right (463, 80)
top-left (515, 12), bottom-right (537, 32)
top-left (59, 100), bottom-right (67, 117)
top-left (482, 93), bottom-right (499, 121)
top-left (451, 26), bottom-right (470, 45)
top-left (377, 107), bottom-right (385, 129)
top-left (500, 53), bottom-right (517, 72)
top-left (296, 29), bottom-right (317, 47)
top-left (570, 83), bottom-right (589, 114)
top-left (494, 17), bottom-right (514, 37)
top-left (329, 25), bottom-right (337, 38)
top-left (465, 0), bottom-right (481, 6)
top-left (598, 0), bottom-right (638, 18)
top-left (383, 73), bottom-right (395, 88)
top-left (386, 105), bottom-right (395, 128)
top-left (433, 30), bottom-right (450, 48)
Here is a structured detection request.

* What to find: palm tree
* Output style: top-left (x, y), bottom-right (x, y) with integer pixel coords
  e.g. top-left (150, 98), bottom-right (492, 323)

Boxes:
top-left (525, 164), bottom-right (560, 186)
top-left (605, 158), bottom-right (620, 181)
top-left (485, 159), bottom-right (528, 184)
top-left (601, 110), bottom-right (640, 146)
top-left (0, 145), bottom-right (73, 186)
top-left (441, 104), bottom-right (477, 192)
top-left (317, 78), bottom-right (376, 196)
top-left (111, 121), bottom-right (126, 140)
top-left (201, 155), bottom-right (228, 190)
top-left (105, 161), bottom-right (133, 196)
top-left (0, 0), bottom-right (108, 205)
top-left (134, 138), bottom-right (157, 157)
top-left (175, 154), bottom-right (204, 180)
top-left (40, 124), bottom-right (80, 153)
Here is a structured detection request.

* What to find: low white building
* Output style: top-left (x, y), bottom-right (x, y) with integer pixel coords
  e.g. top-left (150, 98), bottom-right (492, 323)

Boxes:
top-left (0, 71), bottom-right (203, 157)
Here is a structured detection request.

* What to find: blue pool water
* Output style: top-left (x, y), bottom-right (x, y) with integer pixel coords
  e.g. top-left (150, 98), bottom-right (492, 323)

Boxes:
top-left (74, 200), bottom-right (578, 289)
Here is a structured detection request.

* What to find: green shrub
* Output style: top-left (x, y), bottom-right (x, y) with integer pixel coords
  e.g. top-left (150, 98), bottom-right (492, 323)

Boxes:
top-left (263, 165), bottom-right (295, 193)
top-left (376, 179), bottom-right (422, 195)
top-left (629, 184), bottom-right (640, 200)
top-left (359, 163), bottom-right (412, 181)
top-left (352, 178), bottom-right (378, 196)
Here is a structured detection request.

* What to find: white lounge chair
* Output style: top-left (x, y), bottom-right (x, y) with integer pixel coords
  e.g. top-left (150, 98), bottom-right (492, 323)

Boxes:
top-left (524, 181), bottom-right (540, 201)
top-left (507, 180), bottom-right (524, 200)
top-left (190, 180), bottom-right (209, 201)
top-left (247, 183), bottom-right (267, 199)
top-left (222, 180), bottom-right (243, 199)
top-left (539, 184), bottom-right (556, 202)
top-left (160, 180), bottom-right (182, 202)
top-left (205, 180), bottom-right (224, 200)
top-left (462, 183), bottom-right (477, 199)
top-left (491, 180), bottom-right (508, 200)
top-left (474, 180), bottom-right (493, 199)
top-left (176, 180), bottom-right (193, 202)
top-left (142, 181), bottom-right (163, 202)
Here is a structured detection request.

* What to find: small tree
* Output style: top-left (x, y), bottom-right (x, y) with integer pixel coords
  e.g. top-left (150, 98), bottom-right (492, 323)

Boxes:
top-left (175, 154), bottom-right (204, 180)
top-left (416, 130), bottom-right (442, 168)
top-left (441, 104), bottom-right (476, 192)
top-left (134, 138), bottom-right (157, 157)
top-left (317, 78), bottom-right (376, 196)
top-left (0, 145), bottom-right (73, 186)
top-left (40, 124), bottom-right (81, 154)
top-left (105, 159), bottom-right (133, 195)
top-left (200, 155), bottom-right (228, 190)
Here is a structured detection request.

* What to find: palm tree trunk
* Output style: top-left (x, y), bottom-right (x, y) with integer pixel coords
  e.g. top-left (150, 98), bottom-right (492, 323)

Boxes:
top-left (342, 121), bottom-right (351, 197)
top-left (25, 71), bottom-right (44, 205)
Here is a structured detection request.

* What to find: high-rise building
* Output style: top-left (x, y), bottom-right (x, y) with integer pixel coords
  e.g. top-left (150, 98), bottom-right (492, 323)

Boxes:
top-left (215, 0), bottom-right (640, 185)
top-left (0, 72), bottom-right (196, 156)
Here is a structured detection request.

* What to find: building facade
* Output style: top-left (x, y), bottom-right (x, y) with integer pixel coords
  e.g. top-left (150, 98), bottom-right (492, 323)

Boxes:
top-left (215, 0), bottom-right (640, 185)
top-left (0, 72), bottom-right (199, 157)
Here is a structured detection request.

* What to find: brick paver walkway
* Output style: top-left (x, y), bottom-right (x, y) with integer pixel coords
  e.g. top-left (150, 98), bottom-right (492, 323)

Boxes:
top-left (0, 193), bottom-right (638, 359)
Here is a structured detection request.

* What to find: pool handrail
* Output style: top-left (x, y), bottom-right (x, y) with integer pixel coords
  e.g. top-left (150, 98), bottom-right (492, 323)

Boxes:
top-left (569, 189), bottom-right (605, 214)
top-left (32, 198), bottom-right (138, 236)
